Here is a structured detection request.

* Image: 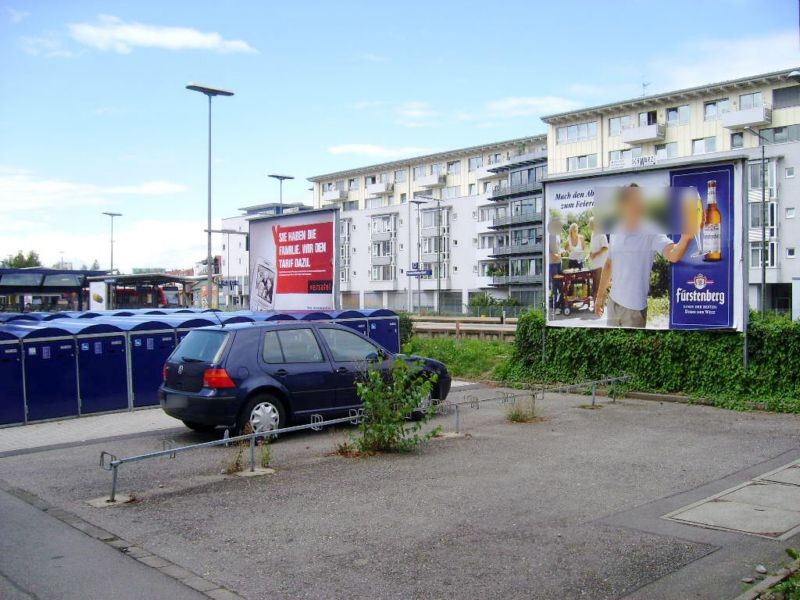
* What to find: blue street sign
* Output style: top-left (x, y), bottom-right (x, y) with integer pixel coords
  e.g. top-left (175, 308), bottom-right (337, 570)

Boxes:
top-left (407, 269), bottom-right (432, 277)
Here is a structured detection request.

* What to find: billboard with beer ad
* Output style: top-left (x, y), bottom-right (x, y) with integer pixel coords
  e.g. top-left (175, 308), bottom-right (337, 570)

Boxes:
top-left (544, 163), bottom-right (743, 330)
top-left (248, 208), bottom-right (337, 311)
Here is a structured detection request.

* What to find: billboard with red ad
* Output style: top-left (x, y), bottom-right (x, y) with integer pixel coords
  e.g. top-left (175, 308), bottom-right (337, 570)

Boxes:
top-left (249, 208), bottom-right (338, 311)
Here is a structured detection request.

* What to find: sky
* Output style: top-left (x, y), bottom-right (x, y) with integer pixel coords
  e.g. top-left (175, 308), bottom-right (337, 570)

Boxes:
top-left (0, 0), bottom-right (797, 272)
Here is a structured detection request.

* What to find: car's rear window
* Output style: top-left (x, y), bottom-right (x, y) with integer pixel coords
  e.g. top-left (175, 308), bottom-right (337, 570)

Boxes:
top-left (176, 330), bottom-right (229, 363)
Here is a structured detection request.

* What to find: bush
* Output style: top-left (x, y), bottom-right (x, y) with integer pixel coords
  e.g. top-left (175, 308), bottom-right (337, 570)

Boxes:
top-left (501, 310), bottom-right (800, 412)
top-left (350, 358), bottom-right (440, 453)
top-left (397, 312), bottom-right (414, 346)
top-left (403, 337), bottom-right (512, 380)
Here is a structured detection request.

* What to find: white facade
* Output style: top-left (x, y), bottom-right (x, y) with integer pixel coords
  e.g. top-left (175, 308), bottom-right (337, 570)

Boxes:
top-left (309, 137), bottom-right (548, 312)
top-left (542, 67), bottom-right (800, 313)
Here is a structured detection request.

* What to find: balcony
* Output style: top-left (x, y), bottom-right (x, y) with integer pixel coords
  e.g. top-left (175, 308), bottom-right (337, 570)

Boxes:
top-left (370, 255), bottom-right (393, 266)
top-left (722, 105), bottom-right (772, 130)
top-left (490, 210), bottom-right (543, 228)
top-left (491, 274), bottom-right (543, 286)
top-left (622, 123), bottom-right (666, 144)
top-left (416, 173), bottom-right (447, 188)
top-left (366, 182), bottom-right (394, 196)
top-left (486, 148), bottom-right (548, 172)
top-left (489, 181), bottom-right (543, 200)
top-left (491, 242), bottom-right (543, 257)
top-left (370, 230), bottom-right (395, 242)
top-left (322, 189), bottom-right (348, 202)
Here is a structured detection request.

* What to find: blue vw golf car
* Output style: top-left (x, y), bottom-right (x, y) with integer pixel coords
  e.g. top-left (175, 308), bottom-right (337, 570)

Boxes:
top-left (159, 322), bottom-right (451, 434)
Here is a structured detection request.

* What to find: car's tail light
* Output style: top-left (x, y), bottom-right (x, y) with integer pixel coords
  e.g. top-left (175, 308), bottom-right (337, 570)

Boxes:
top-left (162, 364), bottom-right (168, 382)
top-left (203, 368), bottom-right (236, 389)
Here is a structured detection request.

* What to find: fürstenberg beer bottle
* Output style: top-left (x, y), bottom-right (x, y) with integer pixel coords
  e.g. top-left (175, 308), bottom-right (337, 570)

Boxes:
top-left (703, 180), bottom-right (722, 262)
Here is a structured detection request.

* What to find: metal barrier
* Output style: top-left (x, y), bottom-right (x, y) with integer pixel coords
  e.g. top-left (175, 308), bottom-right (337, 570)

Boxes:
top-left (99, 411), bottom-right (363, 503)
top-left (98, 375), bottom-right (630, 503)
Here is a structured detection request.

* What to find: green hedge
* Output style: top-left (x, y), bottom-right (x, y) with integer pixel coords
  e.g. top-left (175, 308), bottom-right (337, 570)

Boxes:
top-left (497, 311), bottom-right (800, 412)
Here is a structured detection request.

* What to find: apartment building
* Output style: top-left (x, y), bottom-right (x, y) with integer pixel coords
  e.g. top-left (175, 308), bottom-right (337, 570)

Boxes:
top-left (542, 67), bottom-right (800, 313)
top-left (308, 136), bottom-right (548, 312)
top-left (218, 202), bottom-right (312, 307)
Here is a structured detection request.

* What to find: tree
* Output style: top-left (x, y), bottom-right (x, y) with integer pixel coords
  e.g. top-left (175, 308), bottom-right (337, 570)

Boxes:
top-left (1, 250), bottom-right (41, 268)
top-left (90, 259), bottom-right (100, 270)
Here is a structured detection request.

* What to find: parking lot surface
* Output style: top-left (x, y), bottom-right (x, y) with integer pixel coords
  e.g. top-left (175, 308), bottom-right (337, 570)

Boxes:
top-left (1, 386), bottom-right (798, 600)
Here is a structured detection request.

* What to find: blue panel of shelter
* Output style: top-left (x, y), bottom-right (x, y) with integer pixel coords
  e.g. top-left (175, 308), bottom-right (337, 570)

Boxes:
top-left (75, 311), bottom-right (102, 318)
top-left (263, 313), bottom-right (296, 322)
top-left (330, 310), bottom-right (369, 336)
top-left (130, 329), bottom-right (176, 407)
top-left (0, 313), bottom-right (26, 323)
top-left (4, 313), bottom-right (40, 322)
top-left (298, 311), bottom-right (333, 321)
top-left (0, 331), bottom-right (24, 425)
top-left (20, 330), bottom-right (79, 421)
top-left (219, 314), bottom-right (254, 324)
top-left (76, 333), bottom-right (128, 414)
top-left (362, 309), bottom-right (400, 353)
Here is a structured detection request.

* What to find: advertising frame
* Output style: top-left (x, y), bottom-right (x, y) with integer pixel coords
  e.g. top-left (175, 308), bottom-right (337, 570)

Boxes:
top-left (543, 161), bottom-right (745, 332)
top-left (248, 207), bottom-right (339, 312)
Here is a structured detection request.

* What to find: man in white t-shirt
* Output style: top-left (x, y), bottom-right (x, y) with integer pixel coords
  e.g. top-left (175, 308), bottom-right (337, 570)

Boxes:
top-left (594, 185), bottom-right (691, 328)
top-left (587, 217), bottom-right (608, 308)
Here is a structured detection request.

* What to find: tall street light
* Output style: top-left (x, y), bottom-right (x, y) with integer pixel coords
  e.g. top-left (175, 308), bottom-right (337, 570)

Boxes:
top-left (186, 82), bottom-right (234, 309)
top-left (268, 174), bottom-right (294, 210)
top-left (101, 212), bottom-right (122, 272)
top-left (745, 126), bottom-right (769, 316)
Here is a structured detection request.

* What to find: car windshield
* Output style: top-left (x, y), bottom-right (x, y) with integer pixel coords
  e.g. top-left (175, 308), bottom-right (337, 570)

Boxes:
top-left (175, 330), bottom-right (229, 363)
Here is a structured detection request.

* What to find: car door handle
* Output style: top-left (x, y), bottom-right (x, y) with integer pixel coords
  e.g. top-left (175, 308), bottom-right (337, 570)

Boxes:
top-left (273, 369), bottom-right (288, 377)
top-left (336, 367), bottom-right (349, 374)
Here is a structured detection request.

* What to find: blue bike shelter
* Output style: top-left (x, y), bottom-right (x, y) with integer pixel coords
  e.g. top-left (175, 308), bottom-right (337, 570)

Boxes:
top-left (362, 309), bottom-right (400, 352)
top-left (329, 310), bottom-right (369, 336)
top-left (2, 322), bottom-right (79, 421)
top-left (0, 329), bottom-right (24, 425)
top-left (49, 319), bottom-right (129, 415)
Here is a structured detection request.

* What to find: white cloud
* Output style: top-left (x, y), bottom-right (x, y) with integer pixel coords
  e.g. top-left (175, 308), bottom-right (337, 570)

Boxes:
top-left (648, 31), bottom-right (799, 92)
top-left (396, 101), bottom-right (439, 127)
top-left (327, 144), bottom-right (433, 159)
top-left (2, 6), bottom-right (29, 24)
top-left (486, 96), bottom-right (584, 118)
top-left (360, 53), bottom-right (386, 63)
top-left (0, 167), bottom-right (187, 213)
top-left (20, 35), bottom-right (79, 59)
top-left (67, 14), bottom-right (257, 54)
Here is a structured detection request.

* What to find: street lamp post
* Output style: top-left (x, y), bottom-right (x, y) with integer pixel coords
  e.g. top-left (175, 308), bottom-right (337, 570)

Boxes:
top-left (410, 199), bottom-right (427, 313)
top-left (101, 212), bottom-right (122, 272)
top-left (745, 126), bottom-right (769, 316)
top-left (268, 174), bottom-right (294, 210)
top-left (186, 83), bottom-right (234, 309)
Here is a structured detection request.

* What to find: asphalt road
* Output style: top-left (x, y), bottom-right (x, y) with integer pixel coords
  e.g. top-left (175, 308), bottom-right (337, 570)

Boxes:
top-left (0, 488), bottom-right (205, 600)
top-left (1, 387), bottom-right (798, 599)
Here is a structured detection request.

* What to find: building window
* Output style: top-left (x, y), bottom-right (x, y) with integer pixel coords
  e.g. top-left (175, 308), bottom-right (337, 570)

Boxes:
top-left (731, 132), bottom-right (744, 149)
top-left (759, 125), bottom-right (800, 145)
top-left (787, 247), bottom-right (796, 259)
top-left (394, 169), bottom-right (406, 183)
top-left (787, 207), bottom-right (796, 219)
top-left (413, 166), bottom-right (426, 179)
top-left (348, 178), bottom-right (359, 191)
top-left (786, 167), bottom-right (795, 179)
top-left (400, 193), bottom-right (407, 204)
top-left (365, 197), bottom-right (386, 209)
top-left (750, 241), bottom-right (776, 268)
top-left (442, 185), bottom-right (460, 200)
top-left (609, 147), bottom-right (642, 166)
top-left (447, 160), bottom-right (461, 175)
top-left (365, 175), bottom-right (377, 186)
top-left (566, 154), bottom-right (598, 171)
top-left (638, 110), bottom-right (657, 126)
top-left (371, 240), bottom-right (393, 257)
top-left (748, 161), bottom-right (776, 192)
top-left (322, 182), bottom-right (333, 192)
top-left (422, 236), bottom-right (447, 254)
top-left (431, 163), bottom-right (442, 176)
top-left (739, 91), bottom-right (763, 110)
top-left (773, 85), bottom-right (800, 110)
top-left (667, 104), bottom-right (690, 125)
top-left (370, 265), bottom-right (395, 281)
top-left (468, 183), bottom-right (477, 195)
top-left (342, 200), bottom-right (358, 211)
top-left (371, 215), bottom-right (395, 233)
top-left (468, 156), bottom-right (483, 171)
top-left (422, 209), bottom-right (446, 229)
top-left (655, 142), bottom-right (678, 160)
top-left (692, 137), bottom-right (716, 155)
top-left (703, 98), bottom-right (731, 120)
top-left (608, 115), bottom-right (632, 136)
top-left (556, 121), bottom-right (598, 144)
top-left (487, 152), bottom-right (502, 165)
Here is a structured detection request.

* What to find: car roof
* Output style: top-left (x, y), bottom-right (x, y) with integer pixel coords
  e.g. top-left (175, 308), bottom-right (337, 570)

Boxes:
top-left (194, 321), bottom-right (350, 333)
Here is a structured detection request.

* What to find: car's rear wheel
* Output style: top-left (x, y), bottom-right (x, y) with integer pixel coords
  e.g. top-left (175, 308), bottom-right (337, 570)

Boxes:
top-left (239, 393), bottom-right (286, 436)
top-left (182, 420), bottom-right (217, 433)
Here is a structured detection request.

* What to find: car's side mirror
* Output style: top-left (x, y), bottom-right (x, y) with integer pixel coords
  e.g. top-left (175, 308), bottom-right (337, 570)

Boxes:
top-left (365, 351), bottom-right (380, 363)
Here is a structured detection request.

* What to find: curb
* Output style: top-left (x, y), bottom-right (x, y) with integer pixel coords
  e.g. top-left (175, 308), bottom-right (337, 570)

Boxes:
top-left (0, 479), bottom-right (243, 600)
top-left (731, 558), bottom-right (800, 600)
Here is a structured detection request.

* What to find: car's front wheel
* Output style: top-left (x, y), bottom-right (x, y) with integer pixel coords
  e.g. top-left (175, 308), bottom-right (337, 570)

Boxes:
top-left (239, 393), bottom-right (286, 436)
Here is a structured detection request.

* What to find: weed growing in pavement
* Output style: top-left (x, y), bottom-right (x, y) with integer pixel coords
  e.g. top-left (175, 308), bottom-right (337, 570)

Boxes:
top-left (505, 395), bottom-right (539, 423)
top-left (259, 440), bottom-right (272, 469)
top-left (348, 358), bottom-right (440, 454)
top-left (224, 424), bottom-right (252, 474)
